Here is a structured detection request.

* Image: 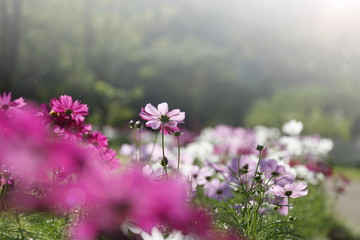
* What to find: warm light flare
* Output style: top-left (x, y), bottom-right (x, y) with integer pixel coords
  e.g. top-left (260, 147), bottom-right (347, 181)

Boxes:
top-left (309, 0), bottom-right (360, 30)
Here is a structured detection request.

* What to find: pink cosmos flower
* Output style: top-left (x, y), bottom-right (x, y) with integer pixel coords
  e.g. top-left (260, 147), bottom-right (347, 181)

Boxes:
top-left (100, 148), bottom-right (120, 170)
top-left (270, 182), bottom-right (308, 198)
top-left (87, 131), bottom-right (108, 149)
top-left (139, 102), bottom-right (185, 134)
top-left (51, 168), bottom-right (194, 239)
top-left (204, 178), bottom-right (232, 201)
top-left (0, 92), bottom-right (26, 115)
top-left (260, 159), bottom-right (294, 186)
top-left (50, 95), bottom-right (88, 118)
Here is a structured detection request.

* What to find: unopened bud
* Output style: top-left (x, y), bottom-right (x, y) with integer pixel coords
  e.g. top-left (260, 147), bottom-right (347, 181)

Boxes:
top-left (173, 131), bottom-right (182, 137)
top-left (254, 176), bottom-right (262, 181)
top-left (256, 145), bottom-right (265, 151)
top-left (129, 120), bottom-right (135, 129)
top-left (160, 156), bottom-right (168, 167)
top-left (135, 121), bottom-right (143, 129)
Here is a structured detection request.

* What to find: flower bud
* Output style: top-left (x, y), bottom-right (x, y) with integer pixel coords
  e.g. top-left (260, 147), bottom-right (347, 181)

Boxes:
top-left (254, 176), bottom-right (262, 181)
top-left (173, 131), bottom-right (182, 137)
top-left (129, 120), bottom-right (135, 129)
top-left (160, 156), bottom-right (168, 167)
top-left (135, 121), bottom-right (143, 129)
top-left (256, 145), bottom-right (265, 151)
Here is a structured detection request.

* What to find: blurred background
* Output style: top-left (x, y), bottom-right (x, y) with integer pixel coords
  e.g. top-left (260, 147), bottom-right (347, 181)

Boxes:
top-left (2, 0), bottom-right (360, 166)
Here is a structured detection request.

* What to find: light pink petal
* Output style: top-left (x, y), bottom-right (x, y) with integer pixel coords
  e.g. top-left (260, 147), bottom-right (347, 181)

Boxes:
top-left (291, 188), bottom-right (308, 198)
top-left (157, 102), bottom-right (169, 115)
top-left (12, 97), bottom-right (26, 108)
top-left (167, 109), bottom-right (180, 117)
top-left (283, 183), bottom-right (293, 191)
top-left (139, 112), bottom-right (158, 121)
top-left (144, 104), bottom-right (161, 117)
top-left (146, 120), bottom-right (161, 130)
top-left (270, 185), bottom-right (285, 197)
top-left (169, 112), bottom-right (185, 122)
top-left (294, 182), bottom-right (307, 191)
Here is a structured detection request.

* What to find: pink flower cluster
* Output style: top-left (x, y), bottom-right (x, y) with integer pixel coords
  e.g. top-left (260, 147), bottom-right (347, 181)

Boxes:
top-left (0, 93), bottom-right (221, 240)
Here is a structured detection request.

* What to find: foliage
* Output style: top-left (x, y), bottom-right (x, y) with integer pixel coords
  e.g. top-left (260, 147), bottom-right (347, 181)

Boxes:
top-left (244, 85), bottom-right (357, 140)
top-left (5, 0), bottom-right (360, 134)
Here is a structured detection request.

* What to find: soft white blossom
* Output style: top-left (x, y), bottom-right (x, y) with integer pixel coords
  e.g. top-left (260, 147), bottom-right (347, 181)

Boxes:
top-left (282, 120), bottom-right (303, 136)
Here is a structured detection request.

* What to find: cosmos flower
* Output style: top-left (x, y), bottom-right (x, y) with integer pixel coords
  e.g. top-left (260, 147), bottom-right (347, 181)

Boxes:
top-left (139, 102), bottom-right (185, 134)
top-left (282, 120), bottom-right (303, 136)
top-left (204, 178), bottom-right (232, 201)
top-left (260, 159), bottom-right (294, 186)
top-left (87, 131), bottom-right (109, 149)
top-left (0, 92), bottom-right (26, 115)
top-left (50, 95), bottom-right (88, 118)
top-left (270, 182), bottom-right (308, 198)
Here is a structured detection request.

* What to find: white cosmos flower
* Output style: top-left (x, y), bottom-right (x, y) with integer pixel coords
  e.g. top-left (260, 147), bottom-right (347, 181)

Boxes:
top-left (282, 120), bottom-right (303, 136)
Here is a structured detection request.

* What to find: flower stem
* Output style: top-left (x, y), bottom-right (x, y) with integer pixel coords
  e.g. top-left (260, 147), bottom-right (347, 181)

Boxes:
top-left (161, 123), bottom-right (168, 178)
top-left (176, 135), bottom-right (181, 177)
top-left (249, 148), bottom-right (262, 194)
top-left (137, 129), bottom-right (141, 162)
top-left (287, 196), bottom-right (290, 217)
top-left (248, 147), bottom-right (263, 239)
top-left (133, 129), bottom-right (138, 162)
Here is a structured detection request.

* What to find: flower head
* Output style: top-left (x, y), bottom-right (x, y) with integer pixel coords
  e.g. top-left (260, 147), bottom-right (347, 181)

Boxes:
top-left (139, 102), bottom-right (185, 134)
top-left (282, 119), bottom-right (303, 136)
top-left (270, 182), bottom-right (308, 198)
top-left (0, 92), bottom-right (26, 115)
top-left (50, 95), bottom-right (88, 118)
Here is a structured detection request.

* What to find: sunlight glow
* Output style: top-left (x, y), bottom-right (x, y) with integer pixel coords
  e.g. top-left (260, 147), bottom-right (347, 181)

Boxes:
top-left (310, 0), bottom-right (360, 31)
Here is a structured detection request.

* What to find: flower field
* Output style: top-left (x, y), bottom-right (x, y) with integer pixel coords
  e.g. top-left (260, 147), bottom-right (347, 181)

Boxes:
top-left (0, 93), bottom-right (352, 240)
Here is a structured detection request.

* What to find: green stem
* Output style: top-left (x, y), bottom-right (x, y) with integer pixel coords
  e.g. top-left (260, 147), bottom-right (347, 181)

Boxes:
top-left (251, 192), bottom-right (264, 239)
top-left (161, 123), bottom-right (168, 178)
top-left (138, 129), bottom-right (141, 162)
top-left (287, 196), bottom-right (291, 217)
top-left (249, 149), bottom-right (262, 195)
top-left (176, 135), bottom-right (181, 176)
top-left (247, 148), bottom-right (262, 239)
top-left (133, 130), bottom-right (138, 162)
top-left (15, 213), bottom-right (25, 240)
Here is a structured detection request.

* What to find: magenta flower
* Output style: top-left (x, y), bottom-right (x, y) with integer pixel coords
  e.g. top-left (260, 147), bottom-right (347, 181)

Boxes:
top-left (0, 92), bottom-right (26, 115)
top-left (51, 168), bottom-right (194, 239)
top-left (87, 131), bottom-right (108, 149)
top-left (270, 182), bottom-right (308, 198)
top-left (139, 102), bottom-right (185, 134)
top-left (50, 95), bottom-right (88, 118)
top-left (100, 148), bottom-right (120, 170)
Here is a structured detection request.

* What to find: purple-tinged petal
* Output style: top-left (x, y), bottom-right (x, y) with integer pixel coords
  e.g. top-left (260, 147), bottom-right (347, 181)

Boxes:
top-left (146, 120), bottom-right (161, 130)
top-left (144, 104), bottom-right (161, 117)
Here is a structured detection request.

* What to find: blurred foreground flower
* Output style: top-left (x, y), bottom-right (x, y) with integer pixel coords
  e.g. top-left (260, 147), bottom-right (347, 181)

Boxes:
top-left (0, 91), bottom-right (26, 116)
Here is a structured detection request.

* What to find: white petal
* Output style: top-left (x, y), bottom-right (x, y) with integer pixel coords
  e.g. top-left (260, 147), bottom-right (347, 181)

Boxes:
top-left (145, 103), bottom-right (161, 117)
top-left (157, 102), bottom-right (169, 115)
top-left (146, 120), bottom-right (162, 130)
